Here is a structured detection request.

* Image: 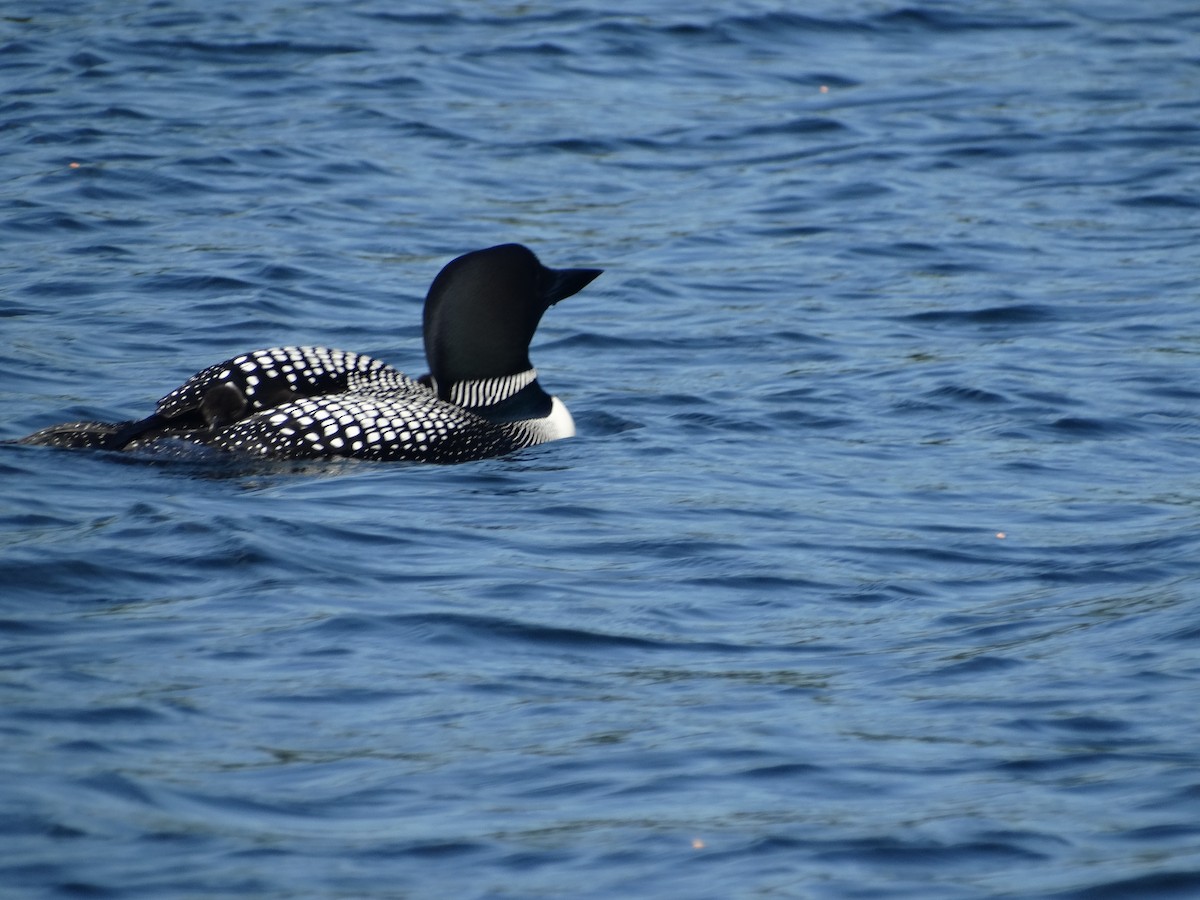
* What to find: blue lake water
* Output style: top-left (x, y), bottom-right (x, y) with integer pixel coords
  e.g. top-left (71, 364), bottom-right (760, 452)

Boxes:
top-left (2, 1), bottom-right (1199, 896)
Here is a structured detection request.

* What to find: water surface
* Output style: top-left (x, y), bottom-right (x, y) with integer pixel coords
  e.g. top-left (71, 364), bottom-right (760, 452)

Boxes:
top-left (2, 2), bottom-right (1199, 897)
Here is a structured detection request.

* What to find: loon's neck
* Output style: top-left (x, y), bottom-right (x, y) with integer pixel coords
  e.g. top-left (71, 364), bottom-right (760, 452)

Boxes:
top-left (426, 367), bottom-right (572, 436)
top-left (444, 367), bottom-right (539, 411)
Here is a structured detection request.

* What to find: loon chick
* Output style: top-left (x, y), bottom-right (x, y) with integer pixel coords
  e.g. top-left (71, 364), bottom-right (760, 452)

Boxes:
top-left (19, 244), bottom-right (602, 463)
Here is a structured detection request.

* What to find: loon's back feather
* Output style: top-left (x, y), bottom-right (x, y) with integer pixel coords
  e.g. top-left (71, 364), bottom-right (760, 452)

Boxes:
top-left (155, 346), bottom-right (416, 422)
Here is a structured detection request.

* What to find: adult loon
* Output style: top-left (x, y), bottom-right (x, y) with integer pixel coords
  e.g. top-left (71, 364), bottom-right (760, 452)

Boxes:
top-left (19, 244), bottom-right (602, 463)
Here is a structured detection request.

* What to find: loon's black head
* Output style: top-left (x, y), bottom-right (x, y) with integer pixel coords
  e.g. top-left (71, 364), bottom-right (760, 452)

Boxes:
top-left (422, 243), bottom-right (601, 399)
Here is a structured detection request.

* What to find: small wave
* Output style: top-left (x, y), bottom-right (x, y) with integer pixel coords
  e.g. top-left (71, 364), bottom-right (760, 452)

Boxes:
top-left (817, 834), bottom-right (1048, 865)
top-left (117, 38), bottom-right (366, 65)
top-left (137, 273), bottom-right (256, 293)
top-left (924, 385), bottom-right (1008, 405)
top-left (871, 7), bottom-right (1071, 33)
top-left (1052, 871), bottom-right (1200, 900)
top-left (4, 209), bottom-right (94, 234)
top-left (1118, 193), bottom-right (1200, 210)
top-left (1044, 416), bottom-right (1141, 438)
top-left (15, 705), bottom-right (165, 725)
top-left (304, 611), bottom-right (802, 658)
top-left (898, 303), bottom-right (1058, 326)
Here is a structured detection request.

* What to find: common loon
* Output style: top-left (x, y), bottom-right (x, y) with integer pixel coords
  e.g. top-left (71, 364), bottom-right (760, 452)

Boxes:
top-left (19, 243), bottom-right (602, 463)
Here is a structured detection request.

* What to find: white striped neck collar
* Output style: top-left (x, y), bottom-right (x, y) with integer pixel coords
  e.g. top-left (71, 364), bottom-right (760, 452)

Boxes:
top-left (436, 368), bottom-right (540, 410)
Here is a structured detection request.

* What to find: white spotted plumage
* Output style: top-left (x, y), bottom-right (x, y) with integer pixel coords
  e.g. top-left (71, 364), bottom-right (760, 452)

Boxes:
top-left (156, 346), bottom-right (417, 419)
top-left (202, 376), bottom-right (552, 462)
